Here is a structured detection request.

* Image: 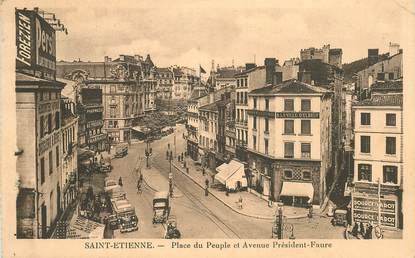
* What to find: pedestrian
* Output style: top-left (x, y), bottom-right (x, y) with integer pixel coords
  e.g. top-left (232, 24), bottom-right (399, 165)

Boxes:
top-left (205, 178), bottom-right (209, 188)
top-left (351, 223), bottom-right (359, 237)
top-left (202, 167), bottom-right (205, 176)
top-left (238, 196), bottom-right (243, 209)
top-left (359, 222), bottom-right (365, 237)
top-left (365, 223), bottom-right (373, 239)
top-left (204, 186), bottom-right (209, 196)
top-left (118, 177), bottom-right (123, 186)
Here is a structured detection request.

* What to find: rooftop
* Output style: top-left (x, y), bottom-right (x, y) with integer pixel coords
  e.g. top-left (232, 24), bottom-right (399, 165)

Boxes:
top-left (371, 79), bottom-right (403, 92)
top-left (249, 79), bottom-right (332, 95)
top-left (216, 68), bottom-right (244, 79)
top-left (354, 94), bottom-right (403, 107)
top-left (235, 66), bottom-right (265, 76)
top-left (199, 101), bottom-right (220, 112)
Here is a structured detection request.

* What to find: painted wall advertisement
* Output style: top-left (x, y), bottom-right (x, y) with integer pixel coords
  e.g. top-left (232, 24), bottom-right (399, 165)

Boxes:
top-left (352, 196), bottom-right (398, 228)
top-left (16, 9), bottom-right (56, 76)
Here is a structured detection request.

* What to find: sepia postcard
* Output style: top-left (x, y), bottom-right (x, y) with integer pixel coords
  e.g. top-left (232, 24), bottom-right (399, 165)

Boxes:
top-left (1, 0), bottom-right (415, 257)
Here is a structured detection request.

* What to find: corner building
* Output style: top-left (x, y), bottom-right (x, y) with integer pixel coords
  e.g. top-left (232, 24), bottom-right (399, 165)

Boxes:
top-left (247, 80), bottom-right (333, 206)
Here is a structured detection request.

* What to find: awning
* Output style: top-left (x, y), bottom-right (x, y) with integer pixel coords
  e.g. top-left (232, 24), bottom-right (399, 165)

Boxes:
top-left (78, 148), bottom-right (95, 160)
top-left (132, 126), bottom-right (150, 133)
top-left (280, 182), bottom-right (314, 201)
top-left (215, 160), bottom-right (244, 186)
top-left (67, 215), bottom-right (105, 239)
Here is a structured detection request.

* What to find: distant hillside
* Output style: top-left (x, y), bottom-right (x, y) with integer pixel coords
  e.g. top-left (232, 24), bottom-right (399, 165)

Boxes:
top-left (343, 53), bottom-right (389, 83)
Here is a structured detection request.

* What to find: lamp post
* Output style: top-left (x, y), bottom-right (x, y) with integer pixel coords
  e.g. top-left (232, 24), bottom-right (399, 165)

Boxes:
top-left (169, 150), bottom-right (174, 197)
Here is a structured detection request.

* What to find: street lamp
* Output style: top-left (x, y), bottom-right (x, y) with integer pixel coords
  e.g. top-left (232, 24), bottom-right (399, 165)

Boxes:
top-left (168, 150), bottom-right (174, 197)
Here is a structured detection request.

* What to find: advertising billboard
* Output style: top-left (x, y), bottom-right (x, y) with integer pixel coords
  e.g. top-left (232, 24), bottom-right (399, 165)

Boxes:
top-left (352, 195), bottom-right (398, 228)
top-left (16, 9), bottom-right (56, 76)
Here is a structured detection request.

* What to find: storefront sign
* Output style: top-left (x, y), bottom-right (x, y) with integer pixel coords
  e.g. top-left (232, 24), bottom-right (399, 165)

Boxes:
top-left (275, 112), bottom-right (319, 119)
top-left (16, 9), bottom-right (56, 75)
top-left (353, 210), bottom-right (397, 228)
top-left (353, 197), bottom-right (396, 213)
top-left (352, 195), bottom-right (398, 228)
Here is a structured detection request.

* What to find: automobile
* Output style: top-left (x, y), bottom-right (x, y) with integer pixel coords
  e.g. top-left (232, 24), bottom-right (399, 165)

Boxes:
top-left (104, 179), bottom-right (119, 192)
top-left (115, 144), bottom-right (128, 158)
top-left (111, 199), bottom-right (138, 233)
top-left (100, 161), bottom-right (112, 173)
top-left (331, 209), bottom-right (348, 227)
top-left (152, 191), bottom-right (170, 224)
top-left (164, 215), bottom-right (181, 239)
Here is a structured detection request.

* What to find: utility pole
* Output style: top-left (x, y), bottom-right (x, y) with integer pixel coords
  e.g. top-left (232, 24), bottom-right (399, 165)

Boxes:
top-left (169, 150), bottom-right (173, 197)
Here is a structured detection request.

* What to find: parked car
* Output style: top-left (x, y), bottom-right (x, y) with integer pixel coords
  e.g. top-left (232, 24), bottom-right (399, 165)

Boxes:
top-left (100, 161), bottom-right (112, 173)
top-left (115, 144), bottom-right (128, 158)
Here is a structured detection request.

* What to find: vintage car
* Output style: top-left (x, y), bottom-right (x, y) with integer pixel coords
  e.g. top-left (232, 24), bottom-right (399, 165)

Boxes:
top-left (152, 191), bottom-right (170, 224)
top-left (111, 199), bottom-right (138, 233)
top-left (104, 179), bottom-right (119, 192)
top-left (115, 144), bottom-right (128, 158)
top-left (164, 215), bottom-right (181, 239)
top-left (331, 209), bottom-right (348, 227)
top-left (100, 160), bottom-right (112, 173)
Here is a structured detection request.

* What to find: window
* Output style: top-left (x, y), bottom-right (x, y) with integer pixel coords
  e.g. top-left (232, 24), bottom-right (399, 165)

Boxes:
top-left (301, 99), bottom-right (311, 111)
top-left (253, 135), bottom-right (257, 150)
top-left (302, 171), bottom-right (311, 180)
top-left (361, 113), bottom-right (371, 125)
top-left (265, 99), bottom-right (270, 111)
top-left (383, 166), bottom-right (398, 184)
top-left (237, 79), bottom-right (240, 87)
top-left (56, 146), bottom-right (59, 167)
top-left (264, 138), bottom-right (269, 155)
top-left (301, 143), bottom-right (311, 158)
top-left (284, 99), bottom-right (294, 111)
top-left (386, 137), bottom-right (396, 155)
top-left (253, 98), bottom-right (257, 109)
top-left (360, 136), bottom-right (371, 153)
top-left (55, 111), bottom-right (60, 129)
top-left (40, 158), bottom-right (45, 184)
top-left (244, 78), bottom-right (248, 87)
top-left (386, 113), bottom-right (396, 126)
top-left (284, 142), bottom-right (294, 158)
top-left (49, 151), bottom-right (53, 175)
top-left (253, 116), bottom-right (257, 129)
top-left (237, 93), bottom-right (240, 104)
top-left (284, 120), bottom-right (294, 134)
top-left (48, 113), bottom-right (52, 133)
top-left (110, 85), bottom-right (116, 93)
top-left (244, 93), bottom-right (248, 104)
top-left (388, 72), bottom-right (394, 80)
top-left (264, 118), bottom-right (269, 133)
top-left (358, 164), bottom-right (372, 181)
top-left (110, 107), bottom-right (116, 118)
top-left (284, 170), bottom-right (293, 179)
top-left (301, 120), bottom-right (311, 135)
top-left (40, 116), bottom-right (45, 138)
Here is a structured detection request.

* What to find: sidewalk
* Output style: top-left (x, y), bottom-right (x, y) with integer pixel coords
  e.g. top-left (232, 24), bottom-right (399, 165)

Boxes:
top-left (172, 157), bottom-right (309, 220)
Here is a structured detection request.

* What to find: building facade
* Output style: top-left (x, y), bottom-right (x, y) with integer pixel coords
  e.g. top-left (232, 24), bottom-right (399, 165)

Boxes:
top-left (156, 67), bottom-right (174, 100)
top-left (60, 98), bottom-right (79, 212)
top-left (246, 80), bottom-right (333, 206)
top-left (15, 9), bottom-right (67, 239)
top-left (351, 80), bottom-right (403, 229)
top-left (172, 66), bottom-right (199, 100)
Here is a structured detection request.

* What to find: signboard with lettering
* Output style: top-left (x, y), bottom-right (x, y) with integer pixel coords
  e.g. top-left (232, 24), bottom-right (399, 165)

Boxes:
top-left (275, 112), bottom-right (319, 119)
top-left (352, 195), bottom-right (398, 228)
top-left (16, 9), bottom-right (56, 77)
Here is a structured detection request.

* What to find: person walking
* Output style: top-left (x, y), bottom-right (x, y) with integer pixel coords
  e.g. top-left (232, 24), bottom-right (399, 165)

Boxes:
top-left (118, 177), bottom-right (123, 186)
top-left (238, 196), bottom-right (243, 209)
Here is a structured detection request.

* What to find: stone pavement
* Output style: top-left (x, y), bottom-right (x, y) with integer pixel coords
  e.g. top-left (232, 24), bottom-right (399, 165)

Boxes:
top-left (172, 157), bottom-right (309, 220)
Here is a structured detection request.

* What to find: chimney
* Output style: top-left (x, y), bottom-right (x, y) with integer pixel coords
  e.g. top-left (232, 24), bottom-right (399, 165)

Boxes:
top-left (119, 55), bottom-right (125, 61)
top-left (368, 49), bottom-right (379, 66)
top-left (274, 72), bottom-right (283, 84)
top-left (134, 55), bottom-right (140, 61)
top-left (105, 56), bottom-right (112, 62)
top-left (245, 63), bottom-right (257, 71)
top-left (389, 42), bottom-right (400, 56)
top-left (264, 58), bottom-right (277, 84)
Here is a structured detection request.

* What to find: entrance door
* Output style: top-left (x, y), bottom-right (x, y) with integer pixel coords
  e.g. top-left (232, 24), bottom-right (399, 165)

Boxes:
top-left (41, 203), bottom-right (47, 238)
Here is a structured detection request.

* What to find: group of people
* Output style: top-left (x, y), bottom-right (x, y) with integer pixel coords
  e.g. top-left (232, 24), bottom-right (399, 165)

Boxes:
top-left (347, 221), bottom-right (377, 239)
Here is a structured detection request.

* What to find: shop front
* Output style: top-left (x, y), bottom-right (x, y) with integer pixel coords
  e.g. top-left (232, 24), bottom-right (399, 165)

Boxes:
top-left (187, 139), bottom-right (199, 161)
top-left (279, 181), bottom-right (314, 207)
top-left (351, 190), bottom-right (399, 229)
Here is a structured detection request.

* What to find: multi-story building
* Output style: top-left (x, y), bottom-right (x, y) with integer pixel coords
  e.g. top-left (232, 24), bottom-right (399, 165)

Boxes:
top-left (186, 86), bottom-right (208, 161)
top-left (351, 79), bottom-right (403, 229)
top-left (356, 43), bottom-right (402, 92)
top-left (15, 8), bottom-right (66, 239)
top-left (172, 66), bottom-right (199, 100)
top-left (156, 67), bottom-right (174, 100)
top-left (234, 59), bottom-right (282, 161)
top-left (199, 101), bottom-right (219, 170)
top-left (57, 53), bottom-right (156, 144)
top-left (211, 66), bottom-right (244, 91)
top-left (247, 80), bottom-right (333, 206)
top-left (60, 98), bottom-right (79, 211)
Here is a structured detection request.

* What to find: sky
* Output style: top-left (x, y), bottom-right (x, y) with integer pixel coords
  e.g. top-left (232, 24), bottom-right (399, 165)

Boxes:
top-left (51, 0), bottom-right (407, 74)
